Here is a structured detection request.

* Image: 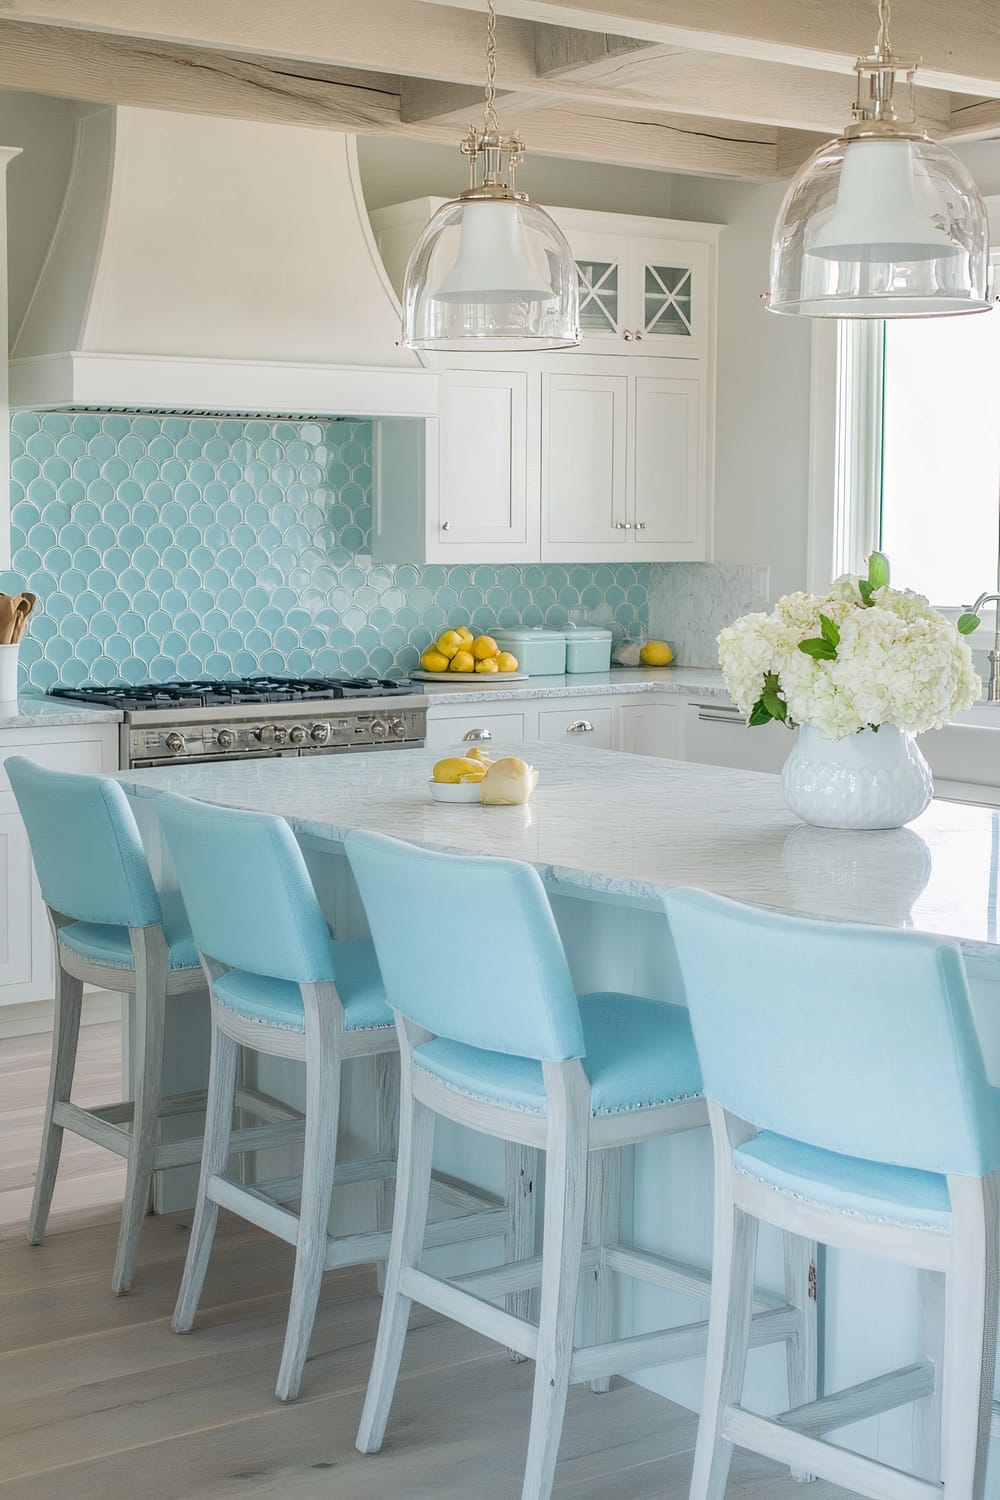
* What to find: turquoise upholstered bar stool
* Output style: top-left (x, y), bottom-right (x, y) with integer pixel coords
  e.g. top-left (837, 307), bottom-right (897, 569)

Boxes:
top-left (346, 832), bottom-right (817, 1500)
top-left (664, 888), bottom-right (1000, 1500)
top-left (158, 794), bottom-right (506, 1404)
top-left (6, 758), bottom-right (207, 1295)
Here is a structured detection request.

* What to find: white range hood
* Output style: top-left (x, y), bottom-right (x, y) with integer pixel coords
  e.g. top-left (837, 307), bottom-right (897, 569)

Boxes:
top-left (10, 106), bottom-right (435, 419)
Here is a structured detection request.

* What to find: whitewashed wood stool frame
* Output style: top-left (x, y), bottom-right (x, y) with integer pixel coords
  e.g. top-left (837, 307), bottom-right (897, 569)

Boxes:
top-left (691, 1099), bottom-right (1000, 1500)
top-left (30, 908), bottom-right (302, 1296)
top-left (173, 956), bottom-right (510, 1403)
top-left (357, 1017), bottom-right (818, 1500)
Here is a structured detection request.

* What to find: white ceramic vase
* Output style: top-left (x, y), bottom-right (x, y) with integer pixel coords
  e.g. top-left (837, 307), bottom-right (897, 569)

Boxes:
top-left (780, 722), bottom-right (933, 830)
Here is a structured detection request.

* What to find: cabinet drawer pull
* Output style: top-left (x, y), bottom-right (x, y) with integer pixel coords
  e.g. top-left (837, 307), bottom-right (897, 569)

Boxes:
top-left (696, 710), bottom-right (744, 725)
top-left (441, 521), bottom-right (451, 531)
top-left (567, 720), bottom-right (594, 733)
top-left (462, 728), bottom-right (492, 741)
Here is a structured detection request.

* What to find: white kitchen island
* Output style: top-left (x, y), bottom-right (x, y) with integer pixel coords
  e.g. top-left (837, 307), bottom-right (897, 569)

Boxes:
top-left (116, 743), bottom-right (1000, 1491)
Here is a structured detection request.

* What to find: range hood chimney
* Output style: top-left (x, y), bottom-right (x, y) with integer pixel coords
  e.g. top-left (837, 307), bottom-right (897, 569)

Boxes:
top-left (10, 106), bottom-right (435, 419)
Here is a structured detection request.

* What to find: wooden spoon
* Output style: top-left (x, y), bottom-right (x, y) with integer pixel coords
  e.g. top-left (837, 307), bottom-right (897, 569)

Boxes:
top-left (11, 593), bottom-right (36, 643)
top-left (0, 596), bottom-right (17, 645)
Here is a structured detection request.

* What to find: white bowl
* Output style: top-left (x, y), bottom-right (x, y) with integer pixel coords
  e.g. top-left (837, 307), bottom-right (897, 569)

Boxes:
top-left (428, 779), bottom-right (482, 803)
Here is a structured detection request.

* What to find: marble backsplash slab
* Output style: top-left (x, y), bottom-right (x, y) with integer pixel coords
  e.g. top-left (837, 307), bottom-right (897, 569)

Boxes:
top-left (647, 562), bottom-right (765, 669)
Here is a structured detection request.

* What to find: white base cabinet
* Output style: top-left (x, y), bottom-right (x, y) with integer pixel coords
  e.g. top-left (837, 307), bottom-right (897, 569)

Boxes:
top-left (426, 695), bottom-right (682, 757)
top-left (0, 723), bottom-right (120, 1007)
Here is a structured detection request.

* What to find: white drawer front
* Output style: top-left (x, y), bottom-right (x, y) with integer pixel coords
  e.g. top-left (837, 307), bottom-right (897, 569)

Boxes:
top-left (537, 706), bottom-right (614, 749)
top-left (425, 710), bottom-right (528, 750)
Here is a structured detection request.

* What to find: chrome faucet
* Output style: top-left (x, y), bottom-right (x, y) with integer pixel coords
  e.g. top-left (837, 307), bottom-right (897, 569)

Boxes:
top-left (967, 592), bottom-right (1000, 702)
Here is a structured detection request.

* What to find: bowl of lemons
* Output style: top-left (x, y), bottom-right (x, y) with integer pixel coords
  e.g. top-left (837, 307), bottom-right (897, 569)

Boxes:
top-left (416, 627), bottom-right (521, 679)
top-left (429, 748), bottom-right (537, 805)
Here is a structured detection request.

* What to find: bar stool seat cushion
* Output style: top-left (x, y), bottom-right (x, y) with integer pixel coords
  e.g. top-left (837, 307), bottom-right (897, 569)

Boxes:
top-left (413, 992), bottom-right (701, 1116)
top-left (59, 890), bottom-right (200, 972)
top-left (733, 1130), bottom-right (962, 1231)
top-left (213, 938), bottom-right (393, 1033)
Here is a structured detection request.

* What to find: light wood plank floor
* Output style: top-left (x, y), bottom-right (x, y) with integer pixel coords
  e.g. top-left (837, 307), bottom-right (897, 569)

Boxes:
top-left (0, 1022), bottom-right (858, 1500)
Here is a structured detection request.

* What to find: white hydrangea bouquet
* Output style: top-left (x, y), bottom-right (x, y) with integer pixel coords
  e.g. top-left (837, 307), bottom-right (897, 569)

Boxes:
top-left (718, 552), bottom-right (981, 741)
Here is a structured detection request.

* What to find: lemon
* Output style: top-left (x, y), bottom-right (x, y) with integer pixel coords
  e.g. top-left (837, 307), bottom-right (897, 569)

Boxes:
top-left (455, 625), bottom-right (474, 647)
top-left (420, 647), bottom-right (450, 673)
top-left (457, 768), bottom-right (487, 783)
top-left (450, 648), bottom-right (476, 673)
top-left (475, 658), bottom-right (499, 674)
top-left (640, 639), bottom-right (674, 667)
top-left (495, 651), bottom-right (518, 674)
top-left (433, 756), bottom-right (483, 784)
top-left (472, 634), bottom-right (499, 660)
top-left (465, 747), bottom-right (493, 765)
top-left (436, 629), bottom-right (463, 659)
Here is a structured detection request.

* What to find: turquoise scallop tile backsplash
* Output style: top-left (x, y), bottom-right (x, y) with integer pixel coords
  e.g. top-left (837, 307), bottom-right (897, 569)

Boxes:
top-left (1, 412), bottom-right (651, 690)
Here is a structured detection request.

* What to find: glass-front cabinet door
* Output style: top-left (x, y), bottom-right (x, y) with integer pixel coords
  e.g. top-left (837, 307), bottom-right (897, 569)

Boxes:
top-left (570, 234), bottom-right (626, 351)
top-left (631, 238), bottom-right (710, 359)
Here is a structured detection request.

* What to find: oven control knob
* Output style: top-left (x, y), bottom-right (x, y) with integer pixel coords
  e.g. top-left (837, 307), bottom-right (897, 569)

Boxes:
top-left (164, 731), bottom-right (185, 755)
top-left (389, 717), bottom-right (406, 738)
top-left (371, 717), bottom-right (389, 738)
top-left (253, 724), bottom-right (277, 746)
top-left (272, 725), bottom-right (288, 745)
top-left (310, 722), bottom-right (331, 744)
top-left (215, 728), bottom-right (234, 750)
top-left (289, 725), bottom-right (307, 745)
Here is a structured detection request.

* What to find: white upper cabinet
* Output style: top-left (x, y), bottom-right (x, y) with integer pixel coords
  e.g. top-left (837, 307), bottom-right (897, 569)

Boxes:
top-left (368, 199), bottom-right (720, 566)
top-left (570, 232), bottom-right (711, 360)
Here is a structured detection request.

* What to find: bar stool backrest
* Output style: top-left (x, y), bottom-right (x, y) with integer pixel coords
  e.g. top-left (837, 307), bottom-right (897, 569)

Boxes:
top-left (346, 830), bottom-right (585, 1061)
top-left (663, 886), bottom-right (1000, 1178)
top-left (157, 793), bottom-right (337, 983)
top-left (7, 757), bottom-right (161, 929)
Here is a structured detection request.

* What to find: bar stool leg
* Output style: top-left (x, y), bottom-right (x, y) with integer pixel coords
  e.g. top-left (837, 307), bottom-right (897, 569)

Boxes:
top-left (582, 1147), bottom-right (621, 1395)
top-left (783, 1232), bottom-right (818, 1482)
top-left (914, 1268), bottom-right (944, 1481)
top-left (28, 958), bottom-right (84, 1245)
top-left (520, 1068), bottom-right (590, 1500)
top-left (275, 1046), bottom-right (343, 1402)
top-left (939, 1175), bottom-right (999, 1500)
top-left (112, 930), bottom-right (167, 1295)
top-left (357, 1083), bottom-right (436, 1453)
top-left (689, 1195), bottom-right (759, 1500)
top-left (505, 1142), bottom-right (539, 1357)
top-left (374, 1052), bottom-right (399, 1296)
top-left (172, 1021), bottom-right (240, 1333)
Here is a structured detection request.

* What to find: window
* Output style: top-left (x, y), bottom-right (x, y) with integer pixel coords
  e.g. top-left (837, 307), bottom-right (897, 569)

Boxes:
top-left (880, 312), bottom-right (1000, 607)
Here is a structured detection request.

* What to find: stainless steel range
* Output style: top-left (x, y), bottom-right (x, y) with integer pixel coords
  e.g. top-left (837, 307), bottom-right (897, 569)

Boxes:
top-left (49, 677), bottom-right (427, 768)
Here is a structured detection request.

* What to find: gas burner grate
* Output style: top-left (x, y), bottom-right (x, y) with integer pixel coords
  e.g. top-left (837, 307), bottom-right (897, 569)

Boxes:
top-left (49, 675), bottom-right (417, 712)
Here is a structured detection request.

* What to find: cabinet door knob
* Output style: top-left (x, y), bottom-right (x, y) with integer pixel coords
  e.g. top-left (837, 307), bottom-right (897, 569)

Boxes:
top-left (567, 720), bottom-right (594, 733)
top-left (462, 728), bottom-right (492, 741)
top-left (615, 520), bottom-right (633, 530)
top-left (636, 521), bottom-right (647, 530)
top-left (623, 330), bottom-right (634, 341)
top-left (634, 331), bottom-right (644, 340)
top-left (441, 521), bottom-right (451, 531)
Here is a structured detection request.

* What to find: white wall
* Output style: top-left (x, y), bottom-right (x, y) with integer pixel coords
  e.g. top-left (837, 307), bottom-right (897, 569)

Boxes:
top-left (0, 90), bottom-right (78, 342)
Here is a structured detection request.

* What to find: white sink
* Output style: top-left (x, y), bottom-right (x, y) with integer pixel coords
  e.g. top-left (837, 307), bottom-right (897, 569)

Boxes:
top-left (949, 703), bottom-right (1000, 728)
top-left (922, 709), bottom-right (1000, 788)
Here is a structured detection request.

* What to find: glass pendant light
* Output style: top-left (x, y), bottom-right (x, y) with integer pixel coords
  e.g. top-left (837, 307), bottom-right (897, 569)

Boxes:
top-left (400, 0), bottom-right (580, 351)
top-left (767, 0), bottom-right (991, 318)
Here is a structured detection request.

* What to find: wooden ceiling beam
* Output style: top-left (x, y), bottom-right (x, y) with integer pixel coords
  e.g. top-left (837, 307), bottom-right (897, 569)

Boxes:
top-left (421, 0), bottom-right (1000, 99)
top-left (0, 18), bottom-right (781, 179)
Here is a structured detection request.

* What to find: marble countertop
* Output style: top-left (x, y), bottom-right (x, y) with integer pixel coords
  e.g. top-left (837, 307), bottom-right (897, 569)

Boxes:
top-left (117, 740), bottom-right (1000, 955)
top-left (422, 666), bottom-right (727, 704)
top-left (0, 693), bottom-right (123, 729)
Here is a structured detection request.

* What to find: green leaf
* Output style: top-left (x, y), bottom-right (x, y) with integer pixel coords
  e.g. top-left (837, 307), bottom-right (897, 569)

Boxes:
top-left (867, 551), bottom-right (890, 591)
top-left (761, 689), bottom-right (787, 721)
top-left (819, 613), bottom-right (840, 648)
top-left (798, 637), bottom-right (838, 660)
top-left (957, 612), bottom-right (981, 635)
top-left (858, 579), bottom-right (874, 606)
top-left (748, 699), bottom-right (773, 727)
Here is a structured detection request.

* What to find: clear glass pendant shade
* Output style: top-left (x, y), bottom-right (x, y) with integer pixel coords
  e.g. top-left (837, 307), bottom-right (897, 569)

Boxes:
top-left (401, 197), bottom-right (580, 351)
top-left (769, 134), bottom-right (991, 318)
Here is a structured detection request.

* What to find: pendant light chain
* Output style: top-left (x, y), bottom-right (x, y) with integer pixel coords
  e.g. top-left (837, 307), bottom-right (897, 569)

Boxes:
top-left (483, 0), bottom-right (500, 134)
top-left (876, 0), bottom-right (892, 55)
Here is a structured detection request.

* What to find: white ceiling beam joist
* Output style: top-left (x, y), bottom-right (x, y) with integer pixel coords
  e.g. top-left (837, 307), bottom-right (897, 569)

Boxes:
top-left (421, 0), bottom-right (1000, 99)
